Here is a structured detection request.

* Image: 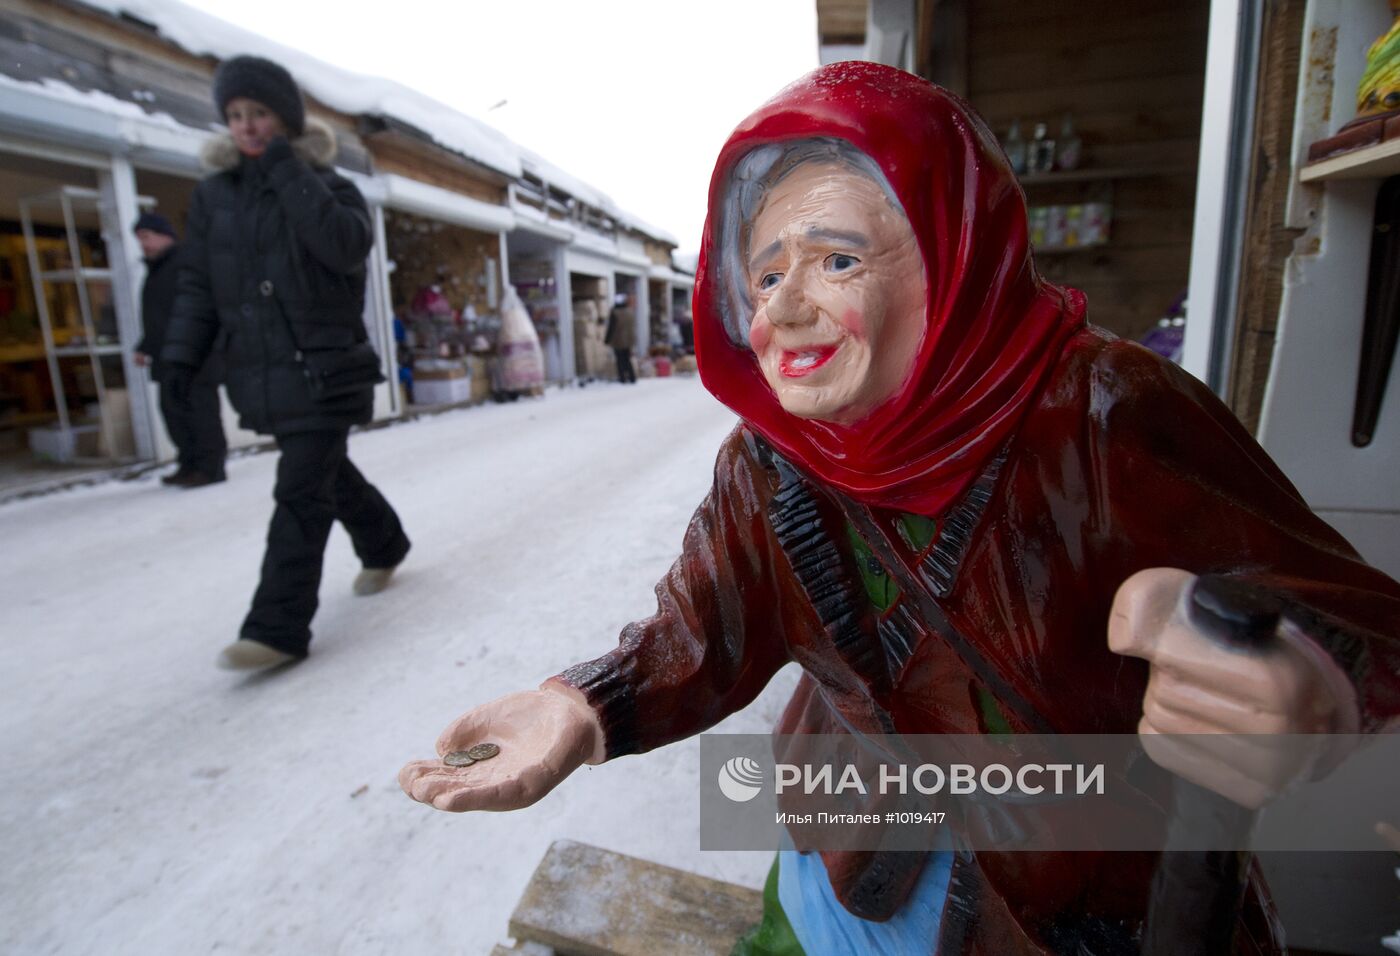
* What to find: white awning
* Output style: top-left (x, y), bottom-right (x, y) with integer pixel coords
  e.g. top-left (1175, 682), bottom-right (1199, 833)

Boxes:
top-left (0, 74), bottom-right (206, 174)
top-left (509, 202), bottom-right (575, 242)
top-left (648, 264), bottom-right (695, 286)
top-left (565, 248), bottom-right (620, 279)
top-left (373, 173), bottom-right (515, 234)
top-left (613, 251), bottom-right (653, 270)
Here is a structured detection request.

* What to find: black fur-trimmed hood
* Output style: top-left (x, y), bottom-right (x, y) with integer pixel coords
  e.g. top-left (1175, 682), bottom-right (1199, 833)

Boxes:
top-left (199, 116), bottom-right (337, 172)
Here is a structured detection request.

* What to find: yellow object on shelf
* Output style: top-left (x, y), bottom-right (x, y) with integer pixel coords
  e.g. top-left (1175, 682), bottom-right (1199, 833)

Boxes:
top-left (1358, 1), bottom-right (1400, 117)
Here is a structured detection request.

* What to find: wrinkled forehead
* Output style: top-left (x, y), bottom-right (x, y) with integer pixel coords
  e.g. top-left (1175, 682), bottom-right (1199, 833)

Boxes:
top-left (713, 137), bottom-right (907, 344)
top-left (748, 163), bottom-right (905, 266)
top-left (730, 140), bottom-right (900, 237)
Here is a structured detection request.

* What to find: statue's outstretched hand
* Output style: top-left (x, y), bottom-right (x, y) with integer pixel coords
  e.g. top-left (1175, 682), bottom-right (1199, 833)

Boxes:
top-left (399, 682), bottom-right (605, 812)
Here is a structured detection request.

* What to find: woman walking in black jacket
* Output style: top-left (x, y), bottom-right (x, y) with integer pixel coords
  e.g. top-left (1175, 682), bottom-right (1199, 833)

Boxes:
top-left (162, 55), bottom-right (409, 671)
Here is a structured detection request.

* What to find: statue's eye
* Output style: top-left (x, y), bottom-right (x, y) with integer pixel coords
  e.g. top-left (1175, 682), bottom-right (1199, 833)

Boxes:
top-left (825, 253), bottom-right (859, 272)
top-left (1384, 91), bottom-right (1400, 109)
top-left (758, 273), bottom-right (782, 291)
top-left (1365, 91), bottom-right (1380, 109)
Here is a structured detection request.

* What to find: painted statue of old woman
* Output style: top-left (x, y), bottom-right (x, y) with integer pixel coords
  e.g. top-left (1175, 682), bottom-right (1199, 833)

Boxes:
top-left (402, 63), bottom-right (1400, 955)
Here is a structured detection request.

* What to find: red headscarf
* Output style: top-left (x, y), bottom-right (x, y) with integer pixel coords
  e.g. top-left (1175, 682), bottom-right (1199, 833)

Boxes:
top-left (694, 62), bottom-right (1085, 516)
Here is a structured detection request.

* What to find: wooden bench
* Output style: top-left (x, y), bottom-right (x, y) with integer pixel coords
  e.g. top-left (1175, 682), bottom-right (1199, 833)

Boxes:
top-left (498, 840), bottom-right (763, 955)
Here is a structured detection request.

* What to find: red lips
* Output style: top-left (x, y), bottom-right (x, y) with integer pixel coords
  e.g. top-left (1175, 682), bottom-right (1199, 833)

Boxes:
top-left (779, 344), bottom-right (839, 378)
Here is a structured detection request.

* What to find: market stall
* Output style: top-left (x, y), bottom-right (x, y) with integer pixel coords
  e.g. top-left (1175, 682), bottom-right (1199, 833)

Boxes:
top-left (506, 227), bottom-right (571, 384)
top-left (569, 271), bottom-right (612, 383)
top-left (0, 150), bottom-right (144, 479)
top-left (385, 208), bottom-right (505, 407)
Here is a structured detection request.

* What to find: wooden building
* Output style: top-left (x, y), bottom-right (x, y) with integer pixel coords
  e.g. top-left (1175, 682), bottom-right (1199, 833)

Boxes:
top-left (0, 0), bottom-right (690, 487)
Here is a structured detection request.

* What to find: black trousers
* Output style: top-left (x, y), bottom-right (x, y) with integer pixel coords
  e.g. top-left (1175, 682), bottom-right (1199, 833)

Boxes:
top-left (241, 429), bottom-right (409, 655)
top-left (159, 379), bottom-right (227, 479)
top-left (613, 348), bottom-right (636, 384)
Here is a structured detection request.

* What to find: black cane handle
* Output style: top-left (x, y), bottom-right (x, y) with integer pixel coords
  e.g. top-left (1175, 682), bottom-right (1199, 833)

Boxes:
top-left (1187, 574), bottom-right (1283, 652)
top-left (1141, 575), bottom-right (1277, 956)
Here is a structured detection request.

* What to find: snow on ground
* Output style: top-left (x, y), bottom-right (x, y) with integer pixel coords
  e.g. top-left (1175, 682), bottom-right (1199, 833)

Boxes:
top-left (0, 377), bottom-right (801, 955)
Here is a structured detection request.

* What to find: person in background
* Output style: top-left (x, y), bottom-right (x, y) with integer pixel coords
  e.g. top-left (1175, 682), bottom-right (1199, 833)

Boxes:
top-left (132, 212), bottom-right (226, 487)
top-left (676, 306), bottom-right (695, 353)
top-left (392, 307), bottom-right (414, 405)
top-left (605, 292), bottom-right (638, 384)
top-left (162, 55), bottom-right (409, 672)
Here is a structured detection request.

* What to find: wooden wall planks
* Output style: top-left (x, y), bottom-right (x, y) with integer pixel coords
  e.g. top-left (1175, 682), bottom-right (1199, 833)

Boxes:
top-left (958, 0), bottom-right (1210, 339)
top-left (365, 133), bottom-right (509, 207)
top-left (1227, 0), bottom-right (1307, 431)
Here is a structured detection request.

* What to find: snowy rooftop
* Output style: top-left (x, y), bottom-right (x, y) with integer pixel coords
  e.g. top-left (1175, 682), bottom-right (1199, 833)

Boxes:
top-left (77, 0), bottom-right (522, 176)
top-left (520, 148), bottom-right (678, 246)
top-left (9, 0), bottom-right (676, 245)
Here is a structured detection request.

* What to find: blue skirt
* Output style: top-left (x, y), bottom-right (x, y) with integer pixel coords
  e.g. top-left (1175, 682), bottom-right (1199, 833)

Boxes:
top-left (777, 850), bottom-right (954, 955)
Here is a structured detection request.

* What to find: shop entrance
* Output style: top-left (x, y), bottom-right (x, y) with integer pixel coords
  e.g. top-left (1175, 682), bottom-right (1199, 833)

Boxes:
top-left (672, 285), bottom-right (693, 353)
top-left (0, 150), bottom-right (151, 488)
top-left (570, 271), bottom-right (611, 382)
top-left (612, 272), bottom-right (643, 369)
top-left (384, 209), bottom-right (503, 407)
top-left (506, 229), bottom-right (568, 383)
top-left (647, 277), bottom-right (672, 355)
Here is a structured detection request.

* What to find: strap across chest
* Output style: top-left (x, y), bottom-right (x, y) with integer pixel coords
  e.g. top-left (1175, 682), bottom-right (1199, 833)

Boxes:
top-left (757, 434), bottom-right (1053, 735)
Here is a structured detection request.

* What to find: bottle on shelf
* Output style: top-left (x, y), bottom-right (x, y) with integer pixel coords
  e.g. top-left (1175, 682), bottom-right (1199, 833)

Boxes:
top-left (1003, 119), bottom-right (1028, 175)
top-left (1056, 113), bottom-right (1083, 171)
top-left (1029, 122), bottom-right (1056, 174)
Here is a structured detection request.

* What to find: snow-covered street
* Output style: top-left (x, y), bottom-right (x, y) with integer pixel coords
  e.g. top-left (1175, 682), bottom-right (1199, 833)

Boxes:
top-left (0, 377), bottom-right (800, 955)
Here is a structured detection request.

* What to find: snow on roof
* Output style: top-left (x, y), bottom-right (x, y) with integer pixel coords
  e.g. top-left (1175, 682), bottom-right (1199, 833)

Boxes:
top-left (0, 72), bottom-right (187, 130)
top-left (36, 0), bottom-right (679, 246)
top-left (78, 0), bottom-right (524, 177)
top-left (519, 148), bottom-right (678, 247)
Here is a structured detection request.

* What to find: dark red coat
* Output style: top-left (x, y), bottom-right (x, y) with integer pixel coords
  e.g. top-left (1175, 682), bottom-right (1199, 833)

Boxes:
top-left (558, 328), bottom-right (1400, 952)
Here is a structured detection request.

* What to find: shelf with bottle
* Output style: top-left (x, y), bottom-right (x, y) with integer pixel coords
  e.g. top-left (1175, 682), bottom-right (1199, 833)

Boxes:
top-left (511, 277), bottom-right (558, 303)
top-left (1028, 202), bottom-right (1112, 254)
top-left (512, 277), bottom-right (561, 338)
top-left (1002, 113), bottom-right (1082, 178)
top-left (1001, 114), bottom-right (1193, 187)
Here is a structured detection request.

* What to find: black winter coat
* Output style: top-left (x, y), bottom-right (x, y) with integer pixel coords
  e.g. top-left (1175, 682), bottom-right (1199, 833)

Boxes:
top-left (162, 119), bottom-right (376, 435)
top-left (138, 244), bottom-right (222, 384)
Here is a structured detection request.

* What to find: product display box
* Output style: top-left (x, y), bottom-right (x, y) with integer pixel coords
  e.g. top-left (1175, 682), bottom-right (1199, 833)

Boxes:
top-left (413, 375), bottom-right (472, 406)
top-left (28, 423), bottom-right (100, 461)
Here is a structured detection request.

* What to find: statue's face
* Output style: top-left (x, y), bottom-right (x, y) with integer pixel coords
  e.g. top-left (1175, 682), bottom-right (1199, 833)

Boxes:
top-left (746, 162), bottom-right (926, 424)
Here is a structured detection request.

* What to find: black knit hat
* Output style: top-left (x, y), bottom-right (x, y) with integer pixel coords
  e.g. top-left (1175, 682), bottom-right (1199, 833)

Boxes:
top-left (133, 212), bottom-right (176, 238)
top-left (213, 55), bottom-right (305, 136)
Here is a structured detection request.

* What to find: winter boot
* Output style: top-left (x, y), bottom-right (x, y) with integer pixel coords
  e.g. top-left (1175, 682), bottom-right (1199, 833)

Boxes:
top-left (180, 472), bottom-right (227, 489)
top-left (353, 565), bottom-right (398, 596)
top-left (217, 639), bottom-right (298, 671)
